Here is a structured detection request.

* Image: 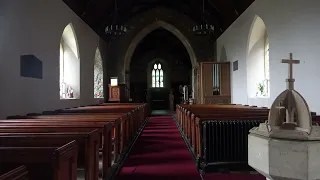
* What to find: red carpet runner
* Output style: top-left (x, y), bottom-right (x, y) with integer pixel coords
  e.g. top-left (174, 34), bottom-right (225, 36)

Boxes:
top-left (116, 116), bottom-right (202, 180)
top-left (116, 116), bottom-right (265, 180)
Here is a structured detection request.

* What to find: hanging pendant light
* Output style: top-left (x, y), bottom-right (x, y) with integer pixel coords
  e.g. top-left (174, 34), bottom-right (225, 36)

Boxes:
top-left (105, 0), bottom-right (127, 36)
top-left (192, 0), bottom-right (214, 36)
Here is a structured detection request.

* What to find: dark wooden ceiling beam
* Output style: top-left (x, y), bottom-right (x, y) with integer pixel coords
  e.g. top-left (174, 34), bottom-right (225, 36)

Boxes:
top-left (61, 0), bottom-right (255, 41)
top-left (62, 0), bottom-right (88, 15)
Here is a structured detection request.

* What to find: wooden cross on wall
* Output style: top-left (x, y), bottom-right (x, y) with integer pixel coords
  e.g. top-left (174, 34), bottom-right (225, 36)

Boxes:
top-left (282, 53), bottom-right (300, 90)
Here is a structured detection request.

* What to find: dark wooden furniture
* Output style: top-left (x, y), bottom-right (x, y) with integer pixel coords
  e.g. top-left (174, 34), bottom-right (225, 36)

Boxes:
top-left (108, 84), bottom-right (130, 102)
top-left (0, 130), bottom-right (101, 180)
top-left (0, 141), bottom-right (78, 180)
top-left (0, 166), bottom-right (28, 180)
top-left (194, 62), bottom-right (231, 104)
top-left (2, 103), bottom-right (149, 180)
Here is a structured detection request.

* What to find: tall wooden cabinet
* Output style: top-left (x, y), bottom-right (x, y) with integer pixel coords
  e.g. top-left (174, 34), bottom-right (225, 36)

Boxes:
top-left (194, 62), bottom-right (231, 104)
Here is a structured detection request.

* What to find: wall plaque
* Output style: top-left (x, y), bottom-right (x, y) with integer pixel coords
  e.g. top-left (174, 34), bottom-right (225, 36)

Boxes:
top-left (233, 60), bottom-right (238, 71)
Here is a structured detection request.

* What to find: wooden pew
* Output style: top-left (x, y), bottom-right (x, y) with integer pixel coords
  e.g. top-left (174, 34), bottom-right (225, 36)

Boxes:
top-left (56, 103), bottom-right (149, 129)
top-left (51, 104), bottom-right (148, 138)
top-left (0, 129), bottom-right (101, 180)
top-left (0, 166), bottom-right (28, 180)
top-left (0, 140), bottom-right (78, 180)
top-left (0, 122), bottom-right (115, 179)
top-left (37, 105), bottom-right (148, 150)
top-left (2, 103), bottom-right (148, 179)
top-left (176, 103), bottom-right (319, 173)
top-left (175, 104), bottom-right (269, 172)
top-left (4, 116), bottom-right (124, 160)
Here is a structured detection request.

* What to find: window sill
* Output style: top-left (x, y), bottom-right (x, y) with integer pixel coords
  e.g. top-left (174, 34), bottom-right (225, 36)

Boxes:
top-left (60, 98), bottom-right (79, 100)
top-left (251, 96), bottom-right (270, 99)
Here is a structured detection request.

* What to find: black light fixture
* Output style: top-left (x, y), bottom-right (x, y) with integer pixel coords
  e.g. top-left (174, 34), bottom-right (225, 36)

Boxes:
top-left (105, 0), bottom-right (127, 36)
top-left (192, 0), bottom-right (214, 35)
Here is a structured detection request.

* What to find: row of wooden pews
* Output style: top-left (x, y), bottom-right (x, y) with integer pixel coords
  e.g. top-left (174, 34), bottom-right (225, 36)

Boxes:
top-left (0, 103), bottom-right (149, 180)
top-left (176, 104), bottom-right (319, 173)
top-left (175, 104), bottom-right (269, 173)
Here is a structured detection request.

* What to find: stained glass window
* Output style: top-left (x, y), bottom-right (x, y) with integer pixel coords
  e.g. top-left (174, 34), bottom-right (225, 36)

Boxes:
top-left (94, 48), bottom-right (104, 98)
top-left (152, 69), bottom-right (155, 87)
top-left (160, 69), bottom-right (163, 87)
top-left (152, 63), bottom-right (164, 88)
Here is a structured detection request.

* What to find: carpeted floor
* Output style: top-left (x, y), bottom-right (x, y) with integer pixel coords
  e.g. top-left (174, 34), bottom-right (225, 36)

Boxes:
top-left (116, 116), bottom-right (265, 180)
top-left (116, 116), bottom-right (202, 180)
top-left (202, 174), bottom-right (265, 180)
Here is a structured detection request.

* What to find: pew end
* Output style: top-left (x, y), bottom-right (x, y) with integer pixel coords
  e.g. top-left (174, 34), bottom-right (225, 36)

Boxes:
top-left (0, 166), bottom-right (28, 180)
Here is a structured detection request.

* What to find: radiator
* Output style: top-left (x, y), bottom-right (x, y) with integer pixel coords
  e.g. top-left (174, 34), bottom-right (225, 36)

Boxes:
top-left (201, 119), bottom-right (264, 165)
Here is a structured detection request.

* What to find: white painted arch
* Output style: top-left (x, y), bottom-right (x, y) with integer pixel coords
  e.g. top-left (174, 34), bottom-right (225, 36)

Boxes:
top-left (124, 20), bottom-right (197, 71)
top-left (61, 23), bottom-right (80, 59)
top-left (60, 23), bottom-right (81, 99)
top-left (246, 15), bottom-right (269, 98)
top-left (247, 15), bottom-right (267, 54)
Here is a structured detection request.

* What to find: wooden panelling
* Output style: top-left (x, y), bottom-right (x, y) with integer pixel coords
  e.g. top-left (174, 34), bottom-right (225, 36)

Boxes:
top-left (194, 62), bottom-right (231, 104)
top-left (108, 84), bottom-right (130, 102)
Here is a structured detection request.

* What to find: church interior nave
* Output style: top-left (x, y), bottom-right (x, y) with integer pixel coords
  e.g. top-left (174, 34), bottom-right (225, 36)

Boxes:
top-left (2, 0), bottom-right (320, 180)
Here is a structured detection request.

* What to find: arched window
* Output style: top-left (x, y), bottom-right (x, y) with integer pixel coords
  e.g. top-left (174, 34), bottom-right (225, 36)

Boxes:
top-left (247, 16), bottom-right (270, 98)
top-left (152, 63), bottom-right (164, 88)
top-left (60, 23), bottom-right (80, 99)
top-left (264, 37), bottom-right (270, 94)
top-left (94, 48), bottom-right (104, 98)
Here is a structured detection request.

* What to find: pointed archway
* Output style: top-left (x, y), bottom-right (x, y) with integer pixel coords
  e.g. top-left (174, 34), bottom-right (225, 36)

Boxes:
top-left (124, 20), bottom-right (196, 99)
top-left (124, 20), bottom-right (196, 71)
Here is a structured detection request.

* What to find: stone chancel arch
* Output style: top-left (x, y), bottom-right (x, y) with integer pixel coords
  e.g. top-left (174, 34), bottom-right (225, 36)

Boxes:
top-left (124, 20), bottom-right (197, 72)
top-left (59, 23), bottom-right (80, 99)
top-left (123, 20), bottom-right (197, 97)
top-left (246, 16), bottom-right (270, 98)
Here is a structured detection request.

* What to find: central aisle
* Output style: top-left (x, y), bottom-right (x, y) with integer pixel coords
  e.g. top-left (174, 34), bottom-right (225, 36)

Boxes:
top-left (116, 116), bottom-right (202, 180)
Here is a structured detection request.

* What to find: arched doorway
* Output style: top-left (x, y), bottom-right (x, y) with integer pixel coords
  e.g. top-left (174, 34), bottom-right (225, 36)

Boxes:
top-left (124, 21), bottom-right (196, 103)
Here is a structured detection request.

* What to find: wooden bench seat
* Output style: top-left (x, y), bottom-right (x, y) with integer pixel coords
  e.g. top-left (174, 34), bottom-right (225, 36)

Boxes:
top-left (0, 122), bottom-right (115, 179)
top-left (176, 103), bottom-right (319, 173)
top-left (0, 129), bottom-right (100, 180)
top-left (0, 166), bottom-right (28, 180)
top-left (54, 105), bottom-right (148, 123)
top-left (47, 107), bottom-right (146, 139)
top-left (175, 104), bottom-right (270, 172)
top-left (0, 140), bottom-right (78, 180)
top-left (1, 103), bottom-right (149, 180)
top-left (4, 115), bottom-right (127, 155)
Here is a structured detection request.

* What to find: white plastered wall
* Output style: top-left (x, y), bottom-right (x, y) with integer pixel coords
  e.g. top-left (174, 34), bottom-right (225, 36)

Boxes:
top-left (216, 0), bottom-right (320, 113)
top-left (0, 0), bottom-right (103, 118)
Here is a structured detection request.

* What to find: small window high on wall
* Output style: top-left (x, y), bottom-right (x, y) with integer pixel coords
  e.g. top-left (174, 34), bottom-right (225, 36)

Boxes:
top-left (59, 23), bottom-right (80, 99)
top-left (152, 63), bottom-right (164, 88)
